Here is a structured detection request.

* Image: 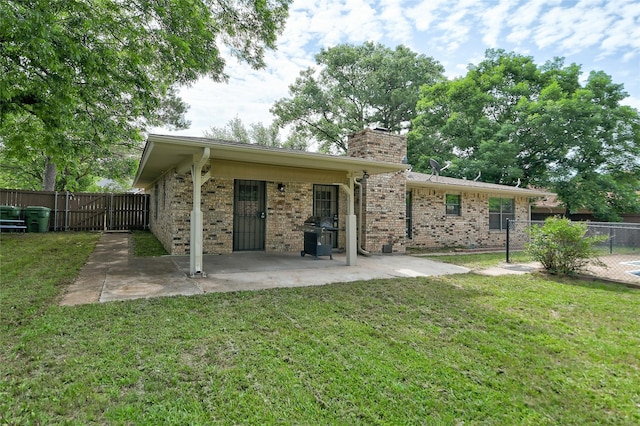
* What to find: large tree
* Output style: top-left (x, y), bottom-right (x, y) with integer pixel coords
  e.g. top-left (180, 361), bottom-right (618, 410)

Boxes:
top-left (0, 135), bottom-right (137, 192)
top-left (204, 116), bottom-right (307, 150)
top-left (271, 42), bottom-right (444, 153)
top-left (409, 49), bottom-right (640, 221)
top-left (0, 0), bottom-right (290, 191)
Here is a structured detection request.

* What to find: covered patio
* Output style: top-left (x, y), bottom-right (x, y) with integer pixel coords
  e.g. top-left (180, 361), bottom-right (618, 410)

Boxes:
top-left (133, 135), bottom-right (408, 276)
top-left (60, 233), bottom-right (470, 305)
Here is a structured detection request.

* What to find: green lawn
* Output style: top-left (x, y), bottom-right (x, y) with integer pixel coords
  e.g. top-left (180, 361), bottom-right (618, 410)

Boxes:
top-left (419, 251), bottom-right (534, 269)
top-left (131, 230), bottom-right (169, 256)
top-left (1, 233), bottom-right (639, 424)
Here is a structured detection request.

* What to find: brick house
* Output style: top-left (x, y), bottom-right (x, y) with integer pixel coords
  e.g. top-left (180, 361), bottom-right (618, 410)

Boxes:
top-left (133, 129), bottom-right (549, 275)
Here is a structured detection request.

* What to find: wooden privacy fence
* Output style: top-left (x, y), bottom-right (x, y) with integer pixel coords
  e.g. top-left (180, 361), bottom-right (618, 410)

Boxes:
top-left (0, 189), bottom-right (149, 231)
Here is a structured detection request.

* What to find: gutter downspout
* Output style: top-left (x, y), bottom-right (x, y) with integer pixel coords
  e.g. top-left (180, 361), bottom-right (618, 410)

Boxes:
top-left (353, 176), bottom-right (371, 256)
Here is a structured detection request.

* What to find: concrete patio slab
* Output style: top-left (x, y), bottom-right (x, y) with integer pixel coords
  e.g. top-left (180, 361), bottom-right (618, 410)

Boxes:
top-left (60, 233), bottom-right (472, 306)
top-left (476, 262), bottom-right (542, 277)
top-left (171, 252), bottom-right (471, 294)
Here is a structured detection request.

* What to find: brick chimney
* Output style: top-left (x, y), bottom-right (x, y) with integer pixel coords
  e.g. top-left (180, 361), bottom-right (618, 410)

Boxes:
top-left (347, 128), bottom-right (406, 164)
top-left (347, 129), bottom-right (407, 254)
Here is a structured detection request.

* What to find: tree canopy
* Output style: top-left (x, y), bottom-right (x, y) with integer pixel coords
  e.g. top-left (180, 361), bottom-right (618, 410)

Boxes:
top-left (0, 0), bottom-right (290, 191)
top-left (203, 116), bottom-right (307, 150)
top-left (271, 42), bottom-right (444, 153)
top-left (408, 49), bottom-right (640, 221)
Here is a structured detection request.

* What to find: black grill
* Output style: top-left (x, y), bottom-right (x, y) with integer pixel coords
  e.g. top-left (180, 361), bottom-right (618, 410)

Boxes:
top-left (300, 216), bottom-right (336, 259)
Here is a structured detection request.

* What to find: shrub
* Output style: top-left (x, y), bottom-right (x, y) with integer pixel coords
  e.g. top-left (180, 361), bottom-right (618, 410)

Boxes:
top-left (526, 217), bottom-right (607, 275)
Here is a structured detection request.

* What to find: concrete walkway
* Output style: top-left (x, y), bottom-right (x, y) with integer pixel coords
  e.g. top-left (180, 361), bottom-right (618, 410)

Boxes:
top-left (60, 233), bottom-right (472, 306)
top-left (476, 262), bottom-right (542, 276)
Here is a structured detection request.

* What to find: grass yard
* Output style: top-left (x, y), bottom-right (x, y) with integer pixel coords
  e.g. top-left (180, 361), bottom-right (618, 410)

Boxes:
top-left (419, 251), bottom-right (534, 269)
top-left (1, 233), bottom-right (639, 424)
top-left (131, 230), bottom-right (168, 257)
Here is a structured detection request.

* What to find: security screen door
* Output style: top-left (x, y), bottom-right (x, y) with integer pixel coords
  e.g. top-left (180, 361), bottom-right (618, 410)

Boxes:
top-left (233, 180), bottom-right (266, 251)
top-left (313, 184), bottom-right (338, 248)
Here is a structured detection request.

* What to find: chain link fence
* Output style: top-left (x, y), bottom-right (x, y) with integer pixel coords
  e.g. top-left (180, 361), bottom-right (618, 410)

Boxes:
top-left (506, 220), bottom-right (640, 284)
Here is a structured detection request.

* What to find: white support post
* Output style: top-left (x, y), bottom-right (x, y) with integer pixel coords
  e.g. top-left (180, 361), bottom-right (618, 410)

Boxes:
top-left (336, 175), bottom-right (357, 266)
top-left (345, 214), bottom-right (357, 266)
top-left (189, 148), bottom-right (210, 277)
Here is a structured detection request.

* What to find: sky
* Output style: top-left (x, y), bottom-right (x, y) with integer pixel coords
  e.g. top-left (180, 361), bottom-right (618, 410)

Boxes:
top-left (157, 0), bottom-right (640, 138)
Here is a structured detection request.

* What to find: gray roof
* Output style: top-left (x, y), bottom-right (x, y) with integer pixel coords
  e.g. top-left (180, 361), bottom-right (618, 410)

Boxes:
top-left (406, 171), bottom-right (552, 197)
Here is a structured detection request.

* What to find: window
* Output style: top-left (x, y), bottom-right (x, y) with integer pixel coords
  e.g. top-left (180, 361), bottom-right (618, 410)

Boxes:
top-left (446, 194), bottom-right (461, 216)
top-left (313, 185), bottom-right (337, 219)
top-left (489, 198), bottom-right (514, 230)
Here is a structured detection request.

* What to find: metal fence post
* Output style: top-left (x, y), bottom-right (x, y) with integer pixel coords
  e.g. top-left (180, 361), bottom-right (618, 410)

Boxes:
top-left (609, 226), bottom-right (614, 255)
top-left (109, 193), bottom-right (114, 231)
top-left (65, 191), bottom-right (70, 231)
top-left (54, 191), bottom-right (58, 231)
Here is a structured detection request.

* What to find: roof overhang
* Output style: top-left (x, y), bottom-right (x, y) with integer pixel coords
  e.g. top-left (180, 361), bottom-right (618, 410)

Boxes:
top-left (406, 172), bottom-right (553, 198)
top-left (133, 135), bottom-right (407, 189)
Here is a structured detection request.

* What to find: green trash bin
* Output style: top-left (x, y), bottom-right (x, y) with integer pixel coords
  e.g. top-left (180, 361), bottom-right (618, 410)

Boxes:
top-left (24, 206), bottom-right (51, 233)
top-left (0, 205), bottom-right (22, 220)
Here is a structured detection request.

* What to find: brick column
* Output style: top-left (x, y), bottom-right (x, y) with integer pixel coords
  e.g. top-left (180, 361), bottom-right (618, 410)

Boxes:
top-left (348, 129), bottom-right (407, 254)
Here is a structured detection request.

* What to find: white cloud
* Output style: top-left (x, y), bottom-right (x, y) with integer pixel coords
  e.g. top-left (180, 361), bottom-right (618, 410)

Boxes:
top-left (160, 0), bottom-right (387, 136)
top-left (298, 0), bottom-right (382, 47)
top-left (434, 0), bottom-right (480, 51)
top-left (448, 62), bottom-right (472, 78)
top-left (341, 0), bottom-right (384, 43)
top-left (152, 0), bottom-right (640, 138)
top-left (480, 0), bottom-right (517, 47)
top-left (379, 0), bottom-right (413, 45)
top-left (532, 0), bottom-right (640, 59)
top-left (622, 95), bottom-right (640, 111)
top-left (556, 2), bottom-right (612, 54)
top-left (505, 0), bottom-right (557, 44)
top-left (599, 0), bottom-right (640, 58)
top-left (406, 0), bottom-right (449, 31)
top-left (274, 6), bottom-right (315, 58)
top-left (533, 5), bottom-right (574, 49)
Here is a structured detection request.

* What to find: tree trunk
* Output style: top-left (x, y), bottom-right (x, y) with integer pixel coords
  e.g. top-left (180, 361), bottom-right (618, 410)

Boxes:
top-left (42, 157), bottom-right (57, 191)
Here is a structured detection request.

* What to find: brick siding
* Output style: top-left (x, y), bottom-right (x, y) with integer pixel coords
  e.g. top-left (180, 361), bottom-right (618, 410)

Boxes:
top-left (150, 171), bottom-right (348, 255)
top-left (407, 188), bottom-right (530, 249)
top-left (348, 129), bottom-right (407, 254)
